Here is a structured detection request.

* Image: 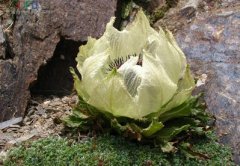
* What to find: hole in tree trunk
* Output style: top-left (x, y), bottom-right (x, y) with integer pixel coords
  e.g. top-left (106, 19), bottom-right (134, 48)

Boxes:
top-left (30, 37), bottom-right (84, 97)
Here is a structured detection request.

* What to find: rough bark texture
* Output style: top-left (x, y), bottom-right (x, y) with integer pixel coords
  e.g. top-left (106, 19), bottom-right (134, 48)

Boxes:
top-left (156, 0), bottom-right (240, 163)
top-left (0, 0), bottom-right (118, 122)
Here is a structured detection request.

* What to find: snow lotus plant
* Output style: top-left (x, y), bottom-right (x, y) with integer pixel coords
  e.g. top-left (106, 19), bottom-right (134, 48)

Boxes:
top-left (65, 10), bottom-right (209, 149)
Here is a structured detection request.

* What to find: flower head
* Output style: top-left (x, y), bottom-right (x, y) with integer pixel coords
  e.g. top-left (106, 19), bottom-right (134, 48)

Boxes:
top-left (73, 10), bottom-right (195, 119)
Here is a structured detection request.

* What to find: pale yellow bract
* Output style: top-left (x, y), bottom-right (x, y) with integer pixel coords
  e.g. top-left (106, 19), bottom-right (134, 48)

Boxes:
top-left (74, 10), bottom-right (195, 119)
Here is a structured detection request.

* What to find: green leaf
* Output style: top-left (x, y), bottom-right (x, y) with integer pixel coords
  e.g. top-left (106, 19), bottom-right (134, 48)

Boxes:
top-left (179, 142), bottom-right (210, 160)
top-left (159, 96), bottom-right (198, 122)
top-left (157, 124), bottom-right (190, 142)
top-left (142, 120), bottom-right (164, 137)
top-left (161, 142), bottom-right (176, 153)
top-left (111, 119), bottom-right (127, 134)
top-left (72, 108), bottom-right (90, 119)
top-left (62, 116), bottom-right (87, 128)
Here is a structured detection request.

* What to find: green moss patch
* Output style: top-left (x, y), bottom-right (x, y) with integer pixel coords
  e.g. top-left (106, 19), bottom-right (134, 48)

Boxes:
top-left (4, 132), bottom-right (234, 166)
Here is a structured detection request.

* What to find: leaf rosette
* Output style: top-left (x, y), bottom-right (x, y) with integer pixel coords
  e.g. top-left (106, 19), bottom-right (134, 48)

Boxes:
top-left (65, 10), bottom-right (210, 149)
